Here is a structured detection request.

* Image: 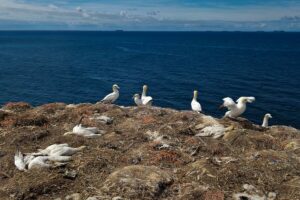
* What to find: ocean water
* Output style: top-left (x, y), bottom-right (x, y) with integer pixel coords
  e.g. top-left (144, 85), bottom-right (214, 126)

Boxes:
top-left (0, 31), bottom-right (299, 128)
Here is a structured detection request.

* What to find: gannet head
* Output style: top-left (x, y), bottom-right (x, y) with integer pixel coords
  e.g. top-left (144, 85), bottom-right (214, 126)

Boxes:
top-left (237, 97), bottom-right (255, 104)
top-left (78, 146), bottom-right (87, 150)
top-left (64, 131), bottom-right (74, 136)
top-left (237, 97), bottom-right (247, 104)
top-left (193, 90), bottom-right (198, 99)
top-left (113, 84), bottom-right (120, 91)
top-left (143, 85), bottom-right (148, 91)
top-left (264, 113), bottom-right (272, 119)
top-left (133, 94), bottom-right (140, 99)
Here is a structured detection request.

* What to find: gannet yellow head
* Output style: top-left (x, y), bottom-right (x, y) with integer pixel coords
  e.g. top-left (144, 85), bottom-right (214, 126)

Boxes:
top-left (143, 85), bottom-right (148, 91)
top-left (64, 132), bottom-right (74, 136)
top-left (113, 84), bottom-right (120, 91)
top-left (265, 113), bottom-right (272, 119)
top-left (193, 90), bottom-right (198, 99)
top-left (133, 94), bottom-right (140, 99)
top-left (237, 97), bottom-right (255, 104)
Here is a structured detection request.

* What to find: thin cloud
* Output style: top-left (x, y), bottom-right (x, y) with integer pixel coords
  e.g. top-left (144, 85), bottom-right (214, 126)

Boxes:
top-left (0, 0), bottom-right (299, 30)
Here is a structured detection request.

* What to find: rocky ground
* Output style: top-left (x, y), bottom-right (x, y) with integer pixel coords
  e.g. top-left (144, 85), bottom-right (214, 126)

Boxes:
top-left (0, 102), bottom-right (299, 200)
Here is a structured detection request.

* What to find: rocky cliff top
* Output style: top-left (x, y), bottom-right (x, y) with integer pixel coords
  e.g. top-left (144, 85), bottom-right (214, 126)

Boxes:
top-left (0, 102), bottom-right (299, 200)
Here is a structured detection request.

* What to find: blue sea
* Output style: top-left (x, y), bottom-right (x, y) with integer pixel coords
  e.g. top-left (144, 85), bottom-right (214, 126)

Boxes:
top-left (0, 31), bottom-right (299, 128)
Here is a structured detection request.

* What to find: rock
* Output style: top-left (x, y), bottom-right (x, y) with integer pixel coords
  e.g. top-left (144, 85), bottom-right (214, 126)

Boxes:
top-left (63, 170), bottom-right (77, 180)
top-left (65, 193), bottom-right (81, 200)
top-left (101, 165), bottom-right (173, 199)
top-left (112, 197), bottom-right (123, 200)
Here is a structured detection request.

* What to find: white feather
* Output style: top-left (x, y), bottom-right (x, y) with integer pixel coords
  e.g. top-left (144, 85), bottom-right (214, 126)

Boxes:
top-left (14, 150), bottom-right (26, 171)
top-left (222, 96), bottom-right (255, 118)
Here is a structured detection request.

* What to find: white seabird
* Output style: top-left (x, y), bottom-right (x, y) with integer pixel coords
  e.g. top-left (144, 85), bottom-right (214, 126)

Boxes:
top-left (14, 144), bottom-right (85, 171)
top-left (49, 145), bottom-right (86, 157)
top-left (100, 84), bottom-right (120, 104)
top-left (141, 85), bottom-right (153, 106)
top-left (133, 93), bottom-right (152, 106)
top-left (64, 124), bottom-right (102, 138)
top-left (191, 90), bottom-right (202, 113)
top-left (221, 96), bottom-right (255, 118)
top-left (32, 143), bottom-right (69, 156)
top-left (262, 113), bottom-right (272, 128)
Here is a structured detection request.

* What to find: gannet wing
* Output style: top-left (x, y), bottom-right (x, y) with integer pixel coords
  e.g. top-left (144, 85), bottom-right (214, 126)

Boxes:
top-left (191, 101), bottom-right (202, 112)
top-left (142, 96), bottom-right (153, 105)
top-left (28, 156), bottom-right (51, 169)
top-left (100, 92), bottom-right (115, 103)
top-left (222, 97), bottom-right (236, 110)
top-left (246, 97), bottom-right (255, 103)
top-left (48, 155), bottom-right (72, 162)
top-left (85, 127), bottom-right (99, 133)
top-left (14, 150), bottom-right (26, 171)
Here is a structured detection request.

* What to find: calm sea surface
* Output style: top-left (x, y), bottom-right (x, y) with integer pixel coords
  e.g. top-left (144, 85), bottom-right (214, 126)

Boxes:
top-left (0, 31), bottom-right (299, 128)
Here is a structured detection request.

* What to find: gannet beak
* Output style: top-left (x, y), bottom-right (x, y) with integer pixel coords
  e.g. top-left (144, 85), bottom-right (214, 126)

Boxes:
top-left (64, 132), bottom-right (73, 136)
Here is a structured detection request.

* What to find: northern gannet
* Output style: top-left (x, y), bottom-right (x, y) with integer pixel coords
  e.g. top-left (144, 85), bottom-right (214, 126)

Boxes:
top-left (191, 90), bottom-right (202, 113)
top-left (64, 124), bottom-right (102, 138)
top-left (49, 146), bottom-right (86, 156)
top-left (15, 144), bottom-right (84, 171)
top-left (100, 84), bottom-right (120, 104)
top-left (220, 97), bottom-right (255, 118)
top-left (141, 85), bottom-right (153, 106)
top-left (262, 113), bottom-right (272, 128)
top-left (64, 116), bottom-right (103, 138)
top-left (133, 93), bottom-right (152, 106)
top-left (32, 143), bottom-right (69, 156)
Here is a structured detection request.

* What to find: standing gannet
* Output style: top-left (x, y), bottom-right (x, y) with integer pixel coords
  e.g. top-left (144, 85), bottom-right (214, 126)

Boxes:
top-left (220, 96), bottom-right (255, 118)
top-left (262, 113), bottom-right (272, 128)
top-left (141, 85), bottom-right (153, 106)
top-left (100, 84), bottom-right (120, 104)
top-left (133, 93), bottom-right (152, 106)
top-left (191, 90), bottom-right (202, 113)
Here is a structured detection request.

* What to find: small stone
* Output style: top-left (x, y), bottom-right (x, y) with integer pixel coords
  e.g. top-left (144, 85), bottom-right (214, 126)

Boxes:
top-left (65, 193), bottom-right (81, 200)
top-left (63, 170), bottom-right (77, 180)
top-left (112, 197), bottom-right (123, 200)
top-left (268, 192), bottom-right (277, 200)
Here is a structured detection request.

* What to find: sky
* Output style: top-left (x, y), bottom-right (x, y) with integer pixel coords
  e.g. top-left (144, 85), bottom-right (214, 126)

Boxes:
top-left (0, 0), bottom-right (300, 31)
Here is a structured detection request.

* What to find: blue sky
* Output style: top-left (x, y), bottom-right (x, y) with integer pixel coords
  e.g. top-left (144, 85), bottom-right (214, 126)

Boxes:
top-left (0, 0), bottom-right (299, 31)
